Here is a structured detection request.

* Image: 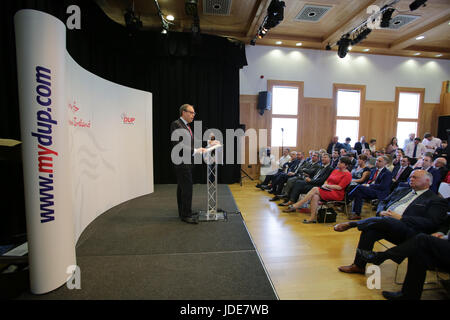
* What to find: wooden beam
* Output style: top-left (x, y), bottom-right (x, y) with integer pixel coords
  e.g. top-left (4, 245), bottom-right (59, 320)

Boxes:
top-left (321, 0), bottom-right (378, 47)
top-left (245, 0), bottom-right (271, 38)
top-left (389, 14), bottom-right (450, 50)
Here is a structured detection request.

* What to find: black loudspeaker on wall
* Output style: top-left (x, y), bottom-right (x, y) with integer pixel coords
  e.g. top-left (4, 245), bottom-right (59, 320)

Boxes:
top-left (257, 91), bottom-right (272, 115)
top-left (437, 116), bottom-right (450, 141)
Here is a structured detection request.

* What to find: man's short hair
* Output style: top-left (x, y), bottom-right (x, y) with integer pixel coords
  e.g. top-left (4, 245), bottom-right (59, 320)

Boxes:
top-left (414, 137), bottom-right (421, 142)
top-left (442, 140), bottom-right (447, 144)
top-left (424, 133), bottom-right (432, 139)
top-left (345, 137), bottom-right (351, 141)
top-left (370, 139), bottom-right (376, 143)
top-left (358, 154), bottom-right (368, 161)
top-left (179, 104), bottom-right (192, 116)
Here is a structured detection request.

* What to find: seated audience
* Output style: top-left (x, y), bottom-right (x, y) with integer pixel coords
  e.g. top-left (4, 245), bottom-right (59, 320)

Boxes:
top-left (327, 136), bottom-right (345, 155)
top-left (333, 170), bottom-right (447, 275)
top-left (279, 153), bottom-right (334, 208)
top-left (422, 132), bottom-right (442, 154)
top-left (349, 154), bottom-right (371, 186)
top-left (433, 157), bottom-right (448, 183)
top-left (256, 150), bottom-right (296, 189)
top-left (283, 157), bottom-right (352, 224)
top-left (330, 150), bottom-right (340, 168)
top-left (266, 152), bottom-right (303, 195)
top-left (392, 148), bottom-right (405, 168)
top-left (346, 156), bottom-right (392, 220)
top-left (369, 139), bottom-right (377, 153)
top-left (391, 156), bottom-right (413, 191)
top-left (400, 154), bottom-right (441, 193)
top-left (386, 137), bottom-right (399, 155)
top-left (434, 140), bottom-right (448, 161)
top-left (358, 227), bottom-right (450, 300)
top-left (343, 137), bottom-right (352, 152)
top-left (354, 136), bottom-right (369, 155)
top-left (403, 133), bottom-right (415, 149)
top-left (404, 138), bottom-right (426, 164)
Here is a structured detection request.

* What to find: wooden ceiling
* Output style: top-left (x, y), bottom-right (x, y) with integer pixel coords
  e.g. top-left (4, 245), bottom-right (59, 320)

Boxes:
top-left (95, 0), bottom-right (450, 59)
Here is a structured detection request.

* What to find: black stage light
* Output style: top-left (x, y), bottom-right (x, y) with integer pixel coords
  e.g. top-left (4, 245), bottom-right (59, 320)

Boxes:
top-left (409, 0), bottom-right (427, 11)
top-left (264, 0), bottom-right (285, 29)
top-left (124, 9), bottom-right (143, 34)
top-left (325, 44), bottom-right (331, 50)
top-left (185, 0), bottom-right (198, 15)
top-left (351, 27), bottom-right (372, 45)
top-left (250, 39), bottom-right (256, 46)
top-left (380, 7), bottom-right (395, 28)
top-left (337, 34), bottom-right (351, 58)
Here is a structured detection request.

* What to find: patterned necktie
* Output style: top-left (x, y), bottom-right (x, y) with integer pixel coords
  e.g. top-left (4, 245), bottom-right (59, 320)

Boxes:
top-left (313, 167), bottom-right (324, 180)
top-left (387, 190), bottom-right (417, 211)
top-left (186, 124), bottom-right (193, 138)
top-left (395, 167), bottom-right (405, 180)
top-left (367, 169), bottom-right (379, 184)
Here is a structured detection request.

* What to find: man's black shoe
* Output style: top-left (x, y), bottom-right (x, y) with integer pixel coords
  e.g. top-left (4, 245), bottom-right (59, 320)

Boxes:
top-left (181, 216), bottom-right (199, 224)
top-left (269, 196), bottom-right (280, 201)
top-left (382, 291), bottom-right (407, 300)
top-left (357, 249), bottom-right (386, 265)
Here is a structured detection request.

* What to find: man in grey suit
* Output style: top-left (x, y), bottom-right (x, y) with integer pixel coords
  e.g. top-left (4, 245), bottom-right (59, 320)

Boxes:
top-left (170, 104), bottom-right (206, 224)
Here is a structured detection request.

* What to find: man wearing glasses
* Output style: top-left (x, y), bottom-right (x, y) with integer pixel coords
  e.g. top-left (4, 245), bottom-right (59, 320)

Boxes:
top-left (170, 104), bottom-right (206, 224)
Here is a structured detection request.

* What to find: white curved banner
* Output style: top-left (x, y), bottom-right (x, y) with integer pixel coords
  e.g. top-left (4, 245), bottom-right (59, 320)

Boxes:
top-left (14, 9), bottom-right (153, 294)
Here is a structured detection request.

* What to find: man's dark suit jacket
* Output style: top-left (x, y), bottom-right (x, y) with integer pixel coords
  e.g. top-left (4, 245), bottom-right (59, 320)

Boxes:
top-left (354, 142), bottom-right (369, 155)
top-left (367, 167), bottom-right (393, 200)
top-left (170, 118), bottom-right (194, 166)
top-left (391, 166), bottom-right (413, 191)
top-left (309, 166), bottom-right (334, 187)
top-left (300, 161), bottom-right (321, 178)
top-left (327, 142), bottom-right (345, 155)
top-left (376, 186), bottom-right (448, 234)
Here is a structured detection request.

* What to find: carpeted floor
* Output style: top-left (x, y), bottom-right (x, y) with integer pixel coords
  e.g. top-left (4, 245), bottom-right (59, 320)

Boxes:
top-left (19, 184), bottom-right (278, 300)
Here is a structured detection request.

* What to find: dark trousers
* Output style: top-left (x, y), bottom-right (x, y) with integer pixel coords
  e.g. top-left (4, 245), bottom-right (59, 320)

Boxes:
top-left (174, 164), bottom-right (193, 218)
top-left (289, 180), bottom-right (314, 202)
top-left (348, 185), bottom-right (379, 215)
top-left (272, 173), bottom-right (291, 194)
top-left (353, 217), bottom-right (417, 268)
top-left (382, 233), bottom-right (450, 299)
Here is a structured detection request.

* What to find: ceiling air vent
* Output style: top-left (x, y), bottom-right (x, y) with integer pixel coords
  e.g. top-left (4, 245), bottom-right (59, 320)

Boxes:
top-left (203, 0), bottom-right (232, 16)
top-left (295, 4), bottom-right (332, 22)
top-left (385, 14), bottom-right (419, 30)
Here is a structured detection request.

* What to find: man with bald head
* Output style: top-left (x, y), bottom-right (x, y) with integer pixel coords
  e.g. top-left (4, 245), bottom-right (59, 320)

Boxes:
top-left (334, 169), bottom-right (448, 274)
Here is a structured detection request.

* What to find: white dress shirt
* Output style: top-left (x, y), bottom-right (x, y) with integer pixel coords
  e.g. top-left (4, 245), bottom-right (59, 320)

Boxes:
top-left (404, 142), bottom-right (426, 158)
top-left (387, 189), bottom-right (427, 216)
top-left (422, 137), bottom-right (442, 152)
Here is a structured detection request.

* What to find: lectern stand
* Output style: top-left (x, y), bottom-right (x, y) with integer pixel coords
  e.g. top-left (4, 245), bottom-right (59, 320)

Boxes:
top-left (198, 143), bottom-right (227, 222)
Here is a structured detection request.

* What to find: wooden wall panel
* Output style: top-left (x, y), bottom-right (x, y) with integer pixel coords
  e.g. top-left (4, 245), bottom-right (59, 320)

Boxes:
top-left (301, 98), bottom-right (334, 154)
top-left (422, 103), bottom-right (440, 137)
top-left (362, 100), bottom-right (396, 149)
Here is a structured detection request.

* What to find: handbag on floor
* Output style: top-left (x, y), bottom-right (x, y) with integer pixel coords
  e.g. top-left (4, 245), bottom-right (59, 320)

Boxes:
top-left (317, 207), bottom-right (337, 223)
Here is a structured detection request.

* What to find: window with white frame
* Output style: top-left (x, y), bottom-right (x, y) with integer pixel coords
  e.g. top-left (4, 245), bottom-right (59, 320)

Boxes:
top-left (271, 86), bottom-right (298, 147)
top-left (335, 89), bottom-right (361, 144)
top-left (396, 91), bottom-right (421, 145)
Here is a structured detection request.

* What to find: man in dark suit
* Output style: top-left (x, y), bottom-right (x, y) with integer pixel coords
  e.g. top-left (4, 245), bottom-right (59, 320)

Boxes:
top-left (280, 153), bottom-right (334, 208)
top-left (334, 169), bottom-right (448, 275)
top-left (354, 136), bottom-right (370, 155)
top-left (327, 136), bottom-right (345, 155)
top-left (347, 156), bottom-right (393, 220)
top-left (399, 154), bottom-right (441, 193)
top-left (391, 156), bottom-right (413, 191)
top-left (359, 223), bottom-right (450, 300)
top-left (170, 104), bottom-right (206, 224)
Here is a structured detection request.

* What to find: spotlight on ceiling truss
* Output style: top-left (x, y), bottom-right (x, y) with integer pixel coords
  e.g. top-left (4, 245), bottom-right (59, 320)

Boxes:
top-left (250, 0), bottom-right (285, 45)
top-left (185, 0), bottom-right (200, 34)
top-left (409, 0), bottom-right (427, 11)
top-left (124, 2), bottom-right (143, 35)
top-left (153, 0), bottom-right (173, 34)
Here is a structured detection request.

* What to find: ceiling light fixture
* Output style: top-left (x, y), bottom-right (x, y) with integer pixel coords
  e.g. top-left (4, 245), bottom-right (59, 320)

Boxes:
top-left (363, 48), bottom-right (370, 52)
top-left (166, 15), bottom-right (174, 21)
top-left (436, 54), bottom-right (443, 57)
top-left (296, 42), bottom-right (302, 46)
top-left (275, 41), bottom-right (282, 45)
top-left (415, 35), bottom-right (425, 40)
top-left (414, 52), bottom-right (421, 55)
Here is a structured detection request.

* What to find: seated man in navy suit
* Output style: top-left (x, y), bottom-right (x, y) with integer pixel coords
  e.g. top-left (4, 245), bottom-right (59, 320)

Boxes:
top-left (399, 154), bottom-right (441, 193)
top-left (333, 169), bottom-right (448, 275)
top-left (391, 156), bottom-right (413, 192)
top-left (347, 156), bottom-right (392, 220)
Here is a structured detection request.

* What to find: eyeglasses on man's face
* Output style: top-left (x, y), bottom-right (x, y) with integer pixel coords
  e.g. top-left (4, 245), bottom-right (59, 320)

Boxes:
top-left (185, 110), bottom-right (196, 115)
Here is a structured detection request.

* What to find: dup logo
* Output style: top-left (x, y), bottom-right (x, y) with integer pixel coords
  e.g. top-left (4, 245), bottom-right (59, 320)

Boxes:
top-left (121, 113), bottom-right (136, 125)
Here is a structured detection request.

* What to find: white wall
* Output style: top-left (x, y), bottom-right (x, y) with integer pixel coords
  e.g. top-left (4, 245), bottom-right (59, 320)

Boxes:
top-left (240, 45), bottom-right (450, 103)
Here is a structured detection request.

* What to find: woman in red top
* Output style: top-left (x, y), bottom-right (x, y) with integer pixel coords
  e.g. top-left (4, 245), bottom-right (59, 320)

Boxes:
top-left (287, 157), bottom-right (352, 223)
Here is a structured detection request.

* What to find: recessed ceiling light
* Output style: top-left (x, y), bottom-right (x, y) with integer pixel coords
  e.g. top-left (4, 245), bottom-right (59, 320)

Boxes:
top-left (295, 42), bottom-right (302, 46)
top-left (363, 48), bottom-right (370, 52)
top-left (436, 54), bottom-right (443, 57)
top-left (166, 15), bottom-right (175, 21)
top-left (275, 41), bottom-right (282, 45)
top-left (413, 52), bottom-right (421, 56)
top-left (415, 35), bottom-right (425, 40)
